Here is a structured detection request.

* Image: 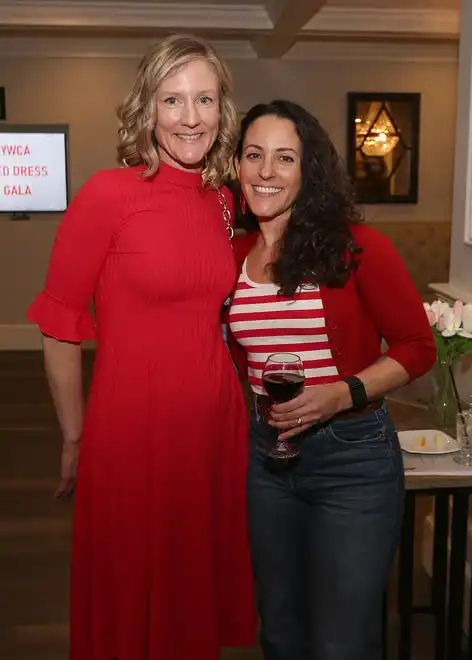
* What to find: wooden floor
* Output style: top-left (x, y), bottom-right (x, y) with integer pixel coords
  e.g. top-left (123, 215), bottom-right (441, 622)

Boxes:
top-left (0, 351), bottom-right (438, 659)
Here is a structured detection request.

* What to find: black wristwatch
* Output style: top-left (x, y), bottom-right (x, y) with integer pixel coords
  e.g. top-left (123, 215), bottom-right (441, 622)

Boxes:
top-left (343, 376), bottom-right (368, 411)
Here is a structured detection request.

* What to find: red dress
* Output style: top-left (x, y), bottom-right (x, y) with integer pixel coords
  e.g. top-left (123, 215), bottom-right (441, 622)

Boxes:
top-left (27, 163), bottom-right (256, 660)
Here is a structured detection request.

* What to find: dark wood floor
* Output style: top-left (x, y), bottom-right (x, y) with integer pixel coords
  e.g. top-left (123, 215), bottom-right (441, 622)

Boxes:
top-left (0, 351), bottom-right (437, 659)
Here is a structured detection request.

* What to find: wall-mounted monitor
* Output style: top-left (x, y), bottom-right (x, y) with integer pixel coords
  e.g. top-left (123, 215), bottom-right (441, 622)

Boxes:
top-left (0, 124), bottom-right (69, 214)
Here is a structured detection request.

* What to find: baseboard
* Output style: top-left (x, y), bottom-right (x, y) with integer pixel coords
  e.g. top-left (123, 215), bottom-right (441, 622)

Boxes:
top-left (0, 324), bottom-right (43, 350)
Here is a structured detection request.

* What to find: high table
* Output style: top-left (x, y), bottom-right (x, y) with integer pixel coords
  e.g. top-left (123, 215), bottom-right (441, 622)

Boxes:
top-left (387, 400), bottom-right (472, 660)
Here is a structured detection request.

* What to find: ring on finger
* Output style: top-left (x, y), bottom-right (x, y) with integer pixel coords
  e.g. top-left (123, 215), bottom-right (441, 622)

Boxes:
top-left (297, 416), bottom-right (303, 426)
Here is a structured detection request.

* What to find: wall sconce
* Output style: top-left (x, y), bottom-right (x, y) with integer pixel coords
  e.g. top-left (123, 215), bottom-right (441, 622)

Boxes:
top-left (347, 92), bottom-right (421, 204)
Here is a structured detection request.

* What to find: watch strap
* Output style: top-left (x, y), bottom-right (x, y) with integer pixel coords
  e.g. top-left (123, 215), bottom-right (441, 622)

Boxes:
top-left (343, 376), bottom-right (368, 411)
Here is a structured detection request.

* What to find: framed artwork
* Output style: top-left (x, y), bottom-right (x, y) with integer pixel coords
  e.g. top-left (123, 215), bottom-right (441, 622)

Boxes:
top-left (346, 92), bottom-right (421, 204)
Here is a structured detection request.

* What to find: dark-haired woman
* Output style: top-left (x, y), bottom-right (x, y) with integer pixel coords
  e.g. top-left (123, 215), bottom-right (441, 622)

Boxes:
top-left (227, 100), bottom-right (436, 660)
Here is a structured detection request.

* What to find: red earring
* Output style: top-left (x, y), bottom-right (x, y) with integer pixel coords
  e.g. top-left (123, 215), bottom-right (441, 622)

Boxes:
top-left (240, 194), bottom-right (247, 214)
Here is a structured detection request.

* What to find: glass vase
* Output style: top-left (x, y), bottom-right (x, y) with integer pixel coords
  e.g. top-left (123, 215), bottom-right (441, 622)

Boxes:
top-left (432, 359), bottom-right (459, 430)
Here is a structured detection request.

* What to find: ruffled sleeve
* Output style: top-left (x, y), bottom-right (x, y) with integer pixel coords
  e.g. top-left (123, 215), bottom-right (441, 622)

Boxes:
top-left (26, 170), bottom-right (119, 344)
top-left (27, 290), bottom-right (96, 343)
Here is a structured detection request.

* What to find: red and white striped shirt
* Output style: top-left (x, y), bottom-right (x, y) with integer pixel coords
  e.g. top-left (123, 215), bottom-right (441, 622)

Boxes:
top-left (229, 259), bottom-right (339, 395)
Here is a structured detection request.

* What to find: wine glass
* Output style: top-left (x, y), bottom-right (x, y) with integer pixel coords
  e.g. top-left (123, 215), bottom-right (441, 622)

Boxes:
top-left (262, 353), bottom-right (305, 465)
top-left (454, 410), bottom-right (472, 466)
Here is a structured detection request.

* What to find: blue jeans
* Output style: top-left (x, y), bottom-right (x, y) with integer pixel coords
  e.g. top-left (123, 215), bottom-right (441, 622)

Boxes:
top-left (247, 403), bottom-right (404, 660)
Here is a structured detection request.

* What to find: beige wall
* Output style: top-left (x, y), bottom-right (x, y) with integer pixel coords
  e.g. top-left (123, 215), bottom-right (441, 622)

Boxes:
top-left (230, 58), bottom-right (457, 225)
top-left (0, 49), bottom-right (458, 343)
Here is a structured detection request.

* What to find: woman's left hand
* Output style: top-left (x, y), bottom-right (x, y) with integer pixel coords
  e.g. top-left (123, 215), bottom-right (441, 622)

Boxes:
top-left (269, 381), bottom-right (351, 440)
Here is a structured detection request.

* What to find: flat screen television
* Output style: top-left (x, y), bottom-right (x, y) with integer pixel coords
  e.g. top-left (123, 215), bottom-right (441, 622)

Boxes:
top-left (0, 124), bottom-right (69, 214)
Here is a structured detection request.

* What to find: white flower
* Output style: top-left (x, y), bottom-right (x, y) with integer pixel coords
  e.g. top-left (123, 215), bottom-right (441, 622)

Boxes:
top-left (431, 300), bottom-right (462, 337)
top-left (459, 303), bottom-right (472, 338)
top-left (423, 303), bottom-right (437, 327)
top-left (453, 299), bottom-right (464, 322)
top-left (424, 298), bottom-right (472, 340)
top-left (431, 300), bottom-right (450, 321)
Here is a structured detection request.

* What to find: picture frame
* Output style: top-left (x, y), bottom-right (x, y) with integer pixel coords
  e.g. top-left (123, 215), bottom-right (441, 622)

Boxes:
top-left (0, 88), bottom-right (5, 121)
top-left (346, 92), bottom-right (421, 204)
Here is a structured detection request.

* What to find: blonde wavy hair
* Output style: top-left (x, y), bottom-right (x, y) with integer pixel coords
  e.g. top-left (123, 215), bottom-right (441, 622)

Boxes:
top-left (116, 34), bottom-right (238, 188)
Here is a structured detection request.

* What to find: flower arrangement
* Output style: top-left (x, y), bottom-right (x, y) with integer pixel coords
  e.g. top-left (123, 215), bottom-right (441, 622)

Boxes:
top-left (424, 300), bottom-right (472, 359)
top-left (423, 300), bottom-right (472, 426)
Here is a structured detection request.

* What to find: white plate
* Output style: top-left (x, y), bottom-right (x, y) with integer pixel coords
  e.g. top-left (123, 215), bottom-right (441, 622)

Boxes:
top-left (398, 429), bottom-right (459, 455)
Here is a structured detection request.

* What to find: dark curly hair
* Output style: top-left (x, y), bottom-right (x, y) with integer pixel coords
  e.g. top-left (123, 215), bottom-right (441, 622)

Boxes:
top-left (235, 100), bottom-right (363, 296)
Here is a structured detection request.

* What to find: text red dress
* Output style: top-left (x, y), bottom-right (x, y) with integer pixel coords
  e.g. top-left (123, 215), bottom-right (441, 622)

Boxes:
top-left (27, 162), bottom-right (255, 660)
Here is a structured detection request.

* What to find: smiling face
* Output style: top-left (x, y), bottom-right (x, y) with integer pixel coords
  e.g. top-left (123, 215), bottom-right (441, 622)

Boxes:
top-left (236, 114), bottom-right (302, 224)
top-left (154, 58), bottom-right (220, 171)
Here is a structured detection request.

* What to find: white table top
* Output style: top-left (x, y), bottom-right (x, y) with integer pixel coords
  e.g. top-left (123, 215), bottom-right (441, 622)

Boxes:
top-left (403, 452), bottom-right (472, 478)
top-left (386, 402), bottom-right (472, 488)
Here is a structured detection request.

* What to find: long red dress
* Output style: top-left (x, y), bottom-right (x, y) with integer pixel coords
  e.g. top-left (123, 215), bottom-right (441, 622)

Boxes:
top-left (27, 162), bottom-right (255, 660)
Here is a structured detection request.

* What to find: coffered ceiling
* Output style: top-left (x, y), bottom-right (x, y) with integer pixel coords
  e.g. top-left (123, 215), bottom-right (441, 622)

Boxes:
top-left (0, 0), bottom-right (462, 59)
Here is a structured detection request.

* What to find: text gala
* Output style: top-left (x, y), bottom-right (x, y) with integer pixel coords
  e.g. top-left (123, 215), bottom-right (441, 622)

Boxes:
top-left (4, 184), bottom-right (31, 196)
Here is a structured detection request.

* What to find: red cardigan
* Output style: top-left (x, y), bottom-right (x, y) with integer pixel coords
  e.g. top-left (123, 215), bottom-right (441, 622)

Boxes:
top-left (226, 224), bottom-right (437, 383)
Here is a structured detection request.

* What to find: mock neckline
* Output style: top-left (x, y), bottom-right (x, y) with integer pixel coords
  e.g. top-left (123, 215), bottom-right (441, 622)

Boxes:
top-left (156, 160), bottom-right (203, 188)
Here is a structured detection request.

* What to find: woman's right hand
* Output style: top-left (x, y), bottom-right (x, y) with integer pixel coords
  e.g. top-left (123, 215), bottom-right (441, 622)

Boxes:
top-left (55, 439), bottom-right (80, 500)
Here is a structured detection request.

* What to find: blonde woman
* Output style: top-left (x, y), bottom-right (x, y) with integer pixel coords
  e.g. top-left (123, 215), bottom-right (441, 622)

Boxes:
top-left (27, 35), bottom-right (255, 660)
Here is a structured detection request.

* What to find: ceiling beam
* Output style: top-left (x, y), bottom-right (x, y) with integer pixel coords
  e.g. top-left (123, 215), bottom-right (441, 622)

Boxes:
top-left (0, 2), bottom-right (460, 56)
top-left (254, 0), bottom-right (326, 58)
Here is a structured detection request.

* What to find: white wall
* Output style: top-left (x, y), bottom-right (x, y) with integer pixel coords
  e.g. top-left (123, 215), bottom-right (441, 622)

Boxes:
top-left (0, 41), bottom-right (459, 346)
top-left (449, 0), bottom-right (472, 294)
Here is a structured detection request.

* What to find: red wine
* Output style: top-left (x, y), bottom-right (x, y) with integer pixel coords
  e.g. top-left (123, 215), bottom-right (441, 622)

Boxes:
top-left (264, 453), bottom-right (300, 474)
top-left (262, 372), bottom-right (304, 402)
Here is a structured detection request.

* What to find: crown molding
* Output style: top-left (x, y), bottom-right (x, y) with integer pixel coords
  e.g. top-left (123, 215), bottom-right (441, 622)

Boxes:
top-left (0, 1), bottom-right (272, 31)
top-left (285, 40), bottom-right (458, 63)
top-left (0, 36), bottom-right (258, 59)
top-left (0, 2), bottom-right (460, 38)
top-left (0, 35), bottom-right (458, 63)
top-left (304, 8), bottom-right (459, 36)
